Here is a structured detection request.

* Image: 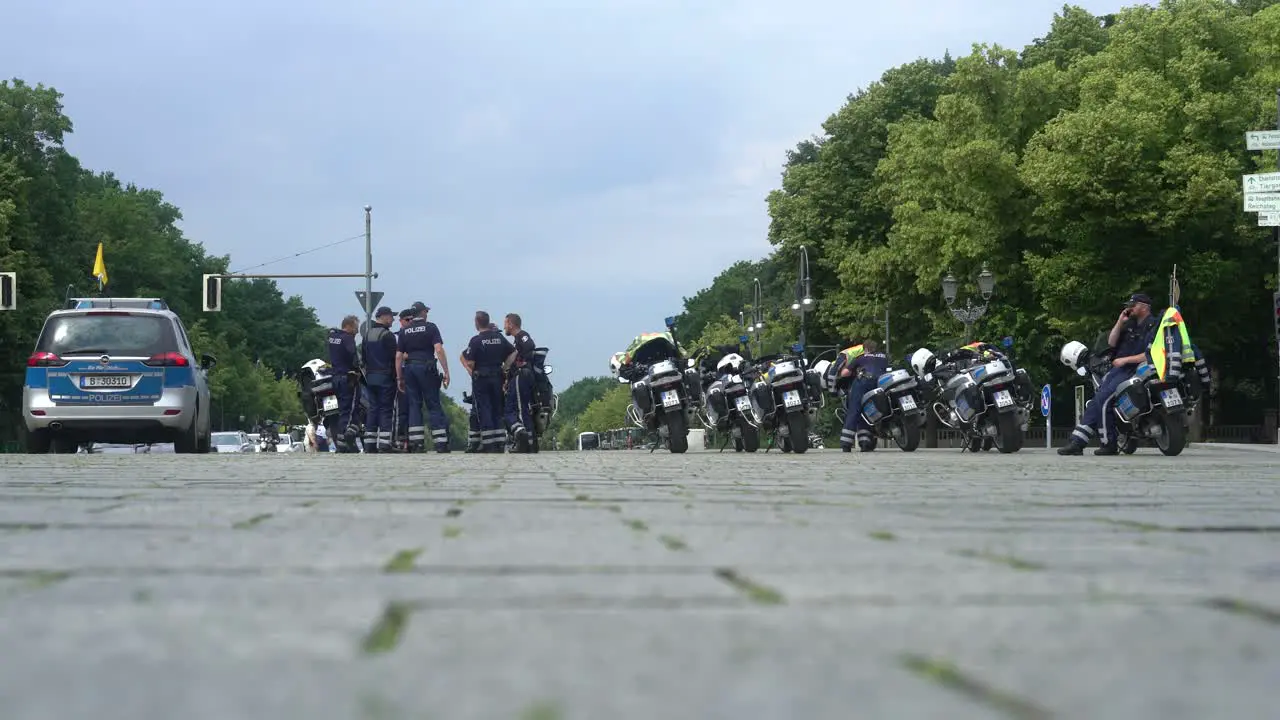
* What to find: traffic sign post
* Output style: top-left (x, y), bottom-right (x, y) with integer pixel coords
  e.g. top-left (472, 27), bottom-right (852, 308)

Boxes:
top-left (1249, 91), bottom-right (1280, 443)
top-left (1041, 384), bottom-right (1051, 448)
top-left (354, 290), bottom-right (384, 312)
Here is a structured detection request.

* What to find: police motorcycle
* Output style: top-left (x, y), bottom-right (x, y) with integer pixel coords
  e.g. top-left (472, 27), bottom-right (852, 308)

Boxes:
top-left (818, 358), bottom-right (927, 452)
top-left (523, 347), bottom-right (559, 453)
top-left (298, 359), bottom-right (342, 442)
top-left (751, 344), bottom-right (825, 454)
top-left (256, 420), bottom-right (283, 452)
top-left (1059, 340), bottom-right (1188, 456)
top-left (910, 344), bottom-right (1034, 453)
top-left (613, 321), bottom-right (704, 454)
top-left (695, 339), bottom-right (762, 452)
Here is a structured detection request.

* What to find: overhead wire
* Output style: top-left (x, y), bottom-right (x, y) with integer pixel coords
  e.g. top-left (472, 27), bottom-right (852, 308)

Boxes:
top-left (229, 233), bottom-right (366, 275)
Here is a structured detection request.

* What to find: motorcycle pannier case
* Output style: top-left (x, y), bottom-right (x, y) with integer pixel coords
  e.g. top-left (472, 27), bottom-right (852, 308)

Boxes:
top-left (860, 387), bottom-right (891, 425)
top-left (1112, 376), bottom-right (1150, 423)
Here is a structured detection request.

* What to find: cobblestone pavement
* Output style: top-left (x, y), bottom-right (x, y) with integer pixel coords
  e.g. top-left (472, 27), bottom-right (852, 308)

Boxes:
top-left (1, 446), bottom-right (1277, 720)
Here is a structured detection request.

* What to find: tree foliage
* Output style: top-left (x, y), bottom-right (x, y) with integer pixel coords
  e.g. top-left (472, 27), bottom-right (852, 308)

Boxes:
top-left (0, 79), bottom-right (327, 440)
top-left (674, 1), bottom-right (1280, 423)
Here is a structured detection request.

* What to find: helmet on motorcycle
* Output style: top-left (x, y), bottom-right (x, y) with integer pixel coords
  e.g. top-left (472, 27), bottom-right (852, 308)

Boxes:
top-left (609, 352), bottom-right (625, 378)
top-left (811, 359), bottom-right (833, 390)
top-left (716, 353), bottom-right (745, 375)
top-left (1060, 341), bottom-right (1088, 370)
top-left (909, 348), bottom-right (935, 377)
top-left (301, 358), bottom-right (328, 375)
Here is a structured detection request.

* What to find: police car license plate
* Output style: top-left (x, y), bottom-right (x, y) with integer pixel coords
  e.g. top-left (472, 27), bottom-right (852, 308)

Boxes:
top-left (735, 395), bottom-right (752, 413)
top-left (661, 390), bottom-right (681, 408)
top-left (994, 390), bottom-right (1013, 408)
top-left (899, 394), bottom-right (917, 411)
top-left (1160, 388), bottom-right (1182, 407)
top-left (783, 390), bottom-right (801, 408)
top-left (321, 395), bottom-right (339, 412)
top-left (81, 375), bottom-right (131, 389)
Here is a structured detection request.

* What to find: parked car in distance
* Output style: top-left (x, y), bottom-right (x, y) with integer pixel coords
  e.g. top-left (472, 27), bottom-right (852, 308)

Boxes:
top-left (211, 431), bottom-right (252, 453)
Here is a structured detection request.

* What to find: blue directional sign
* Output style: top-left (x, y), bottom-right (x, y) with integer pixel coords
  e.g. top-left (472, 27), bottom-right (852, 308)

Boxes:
top-left (739, 335), bottom-right (750, 344)
top-left (792, 343), bottom-right (804, 353)
top-left (1040, 384), bottom-right (1051, 416)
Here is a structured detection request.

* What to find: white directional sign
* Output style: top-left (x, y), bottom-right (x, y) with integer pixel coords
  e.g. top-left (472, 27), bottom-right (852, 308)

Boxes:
top-left (1244, 192), bottom-right (1280, 213)
top-left (1259, 212), bottom-right (1280, 227)
top-left (1246, 130), bottom-right (1280, 150)
top-left (1243, 171), bottom-right (1280, 194)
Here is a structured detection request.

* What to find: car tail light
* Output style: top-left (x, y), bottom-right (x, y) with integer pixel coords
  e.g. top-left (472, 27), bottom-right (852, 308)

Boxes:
top-left (143, 352), bottom-right (190, 367)
top-left (28, 352), bottom-right (68, 367)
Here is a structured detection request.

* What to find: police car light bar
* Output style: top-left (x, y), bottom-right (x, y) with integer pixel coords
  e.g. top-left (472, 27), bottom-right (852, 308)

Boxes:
top-left (69, 298), bottom-right (169, 310)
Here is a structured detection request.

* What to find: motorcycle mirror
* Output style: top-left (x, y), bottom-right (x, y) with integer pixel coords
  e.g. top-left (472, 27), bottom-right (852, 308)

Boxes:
top-left (618, 376), bottom-right (630, 384)
top-left (664, 316), bottom-right (677, 329)
top-left (738, 335), bottom-right (749, 344)
top-left (543, 365), bottom-right (554, 376)
top-left (1076, 366), bottom-right (1087, 377)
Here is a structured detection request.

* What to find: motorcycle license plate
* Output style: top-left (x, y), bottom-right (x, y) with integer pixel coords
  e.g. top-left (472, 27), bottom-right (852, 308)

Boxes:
top-left (322, 395), bottom-right (339, 412)
top-left (994, 390), bottom-right (1013, 408)
top-left (899, 395), bottom-right (917, 411)
top-left (1160, 388), bottom-right (1182, 407)
top-left (735, 396), bottom-right (752, 413)
top-left (783, 390), bottom-right (801, 408)
top-left (661, 390), bottom-right (681, 408)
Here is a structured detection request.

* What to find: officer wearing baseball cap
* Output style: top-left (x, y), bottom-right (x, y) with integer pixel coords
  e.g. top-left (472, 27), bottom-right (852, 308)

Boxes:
top-left (361, 306), bottom-right (399, 452)
top-left (412, 301), bottom-right (429, 319)
top-left (1059, 292), bottom-right (1158, 456)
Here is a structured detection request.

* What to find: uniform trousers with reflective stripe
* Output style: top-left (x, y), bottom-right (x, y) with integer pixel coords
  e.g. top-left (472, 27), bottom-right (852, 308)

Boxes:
top-left (364, 372), bottom-right (396, 451)
top-left (504, 367), bottom-right (534, 440)
top-left (1072, 367), bottom-right (1132, 446)
top-left (841, 378), bottom-right (875, 449)
top-left (404, 360), bottom-right (449, 449)
top-left (472, 371), bottom-right (506, 451)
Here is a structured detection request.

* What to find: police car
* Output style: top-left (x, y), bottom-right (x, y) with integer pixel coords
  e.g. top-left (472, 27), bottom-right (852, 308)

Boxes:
top-left (22, 297), bottom-right (216, 454)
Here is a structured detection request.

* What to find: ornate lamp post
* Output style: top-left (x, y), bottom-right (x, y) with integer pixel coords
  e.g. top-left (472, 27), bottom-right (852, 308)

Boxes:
top-left (942, 263), bottom-right (996, 343)
top-left (752, 277), bottom-right (765, 357)
top-left (790, 245), bottom-right (815, 356)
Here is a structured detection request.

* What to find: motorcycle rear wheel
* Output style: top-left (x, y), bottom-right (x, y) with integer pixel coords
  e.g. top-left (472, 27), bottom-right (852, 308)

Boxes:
top-left (893, 418), bottom-right (920, 452)
top-left (787, 413), bottom-right (810, 454)
top-left (737, 416), bottom-right (760, 453)
top-left (1156, 412), bottom-right (1186, 456)
top-left (993, 413), bottom-right (1024, 454)
top-left (666, 412), bottom-right (689, 454)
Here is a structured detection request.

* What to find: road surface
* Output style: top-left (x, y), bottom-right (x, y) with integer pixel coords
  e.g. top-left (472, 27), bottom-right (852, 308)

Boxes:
top-left (1, 446), bottom-right (1277, 719)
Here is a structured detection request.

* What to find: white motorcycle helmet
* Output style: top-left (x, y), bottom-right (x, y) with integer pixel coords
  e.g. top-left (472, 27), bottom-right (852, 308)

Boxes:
top-left (609, 352), bottom-right (625, 379)
top-left (910, 348), bottom-right (935, 377)
top-left (301, 358), bottom-right (328, 375)
top-left (716, 353), bottom-right (745, 375)
top-left (1060, 341), bottom-right (1088, 370)
top-left (811, 359), bottom-right (833, 391)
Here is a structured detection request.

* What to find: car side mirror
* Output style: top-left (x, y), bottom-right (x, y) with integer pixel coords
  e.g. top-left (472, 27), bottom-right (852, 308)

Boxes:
top-left (201, 354), bottom-right (217, 370)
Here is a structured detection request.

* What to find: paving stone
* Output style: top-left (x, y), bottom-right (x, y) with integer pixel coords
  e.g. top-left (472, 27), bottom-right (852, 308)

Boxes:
top-left (0, 446), bottom-right (1276, 720)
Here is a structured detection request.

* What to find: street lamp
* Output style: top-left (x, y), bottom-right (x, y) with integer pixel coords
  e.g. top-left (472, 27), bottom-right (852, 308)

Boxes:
top-left (942, 263), bottom-right (997, 343)
top-left (790, 245), bottom-right (815, 354)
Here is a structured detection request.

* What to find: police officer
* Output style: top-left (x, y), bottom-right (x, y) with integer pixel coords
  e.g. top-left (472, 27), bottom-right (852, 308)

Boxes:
top-left (361, 306), bottom-right (399, 452)
top-left (502, 313), bottom-right (538, 453)
top-left (462, 311), bottom-right (516, 453)
top-left (459, 322), bottom-right (499, 453)
top-left (397, 304), bottom-right (452, 453)
top-left (1060, 293), bottom-right (1158, 456)
top-left (390, 310), bottom-right (414, 451)
top-left (839, 339), bottom-right (888, 452)
top-left (326, 315), bottom-right (359, 452)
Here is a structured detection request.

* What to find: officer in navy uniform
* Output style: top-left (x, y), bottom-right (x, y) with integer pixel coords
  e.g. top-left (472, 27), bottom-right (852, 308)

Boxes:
top-left (460, 349), bottom-right (481, 452)
top-left (462, 311), bottom-right (516, 453)
top-left (396, 304), bottom-right (452, 452)
top-left (1059, 292), bottom-right (1159, 456)
top-left (326, 315), bottom-right (360, 452)
top-left (361, 306), bottom-right (399, 452)
top-left (391, 310), bottom-right (414, 451)
top-left (502, 313), bottom-right (538, 453)
top-left (844, 339), bottom-right (889, 452)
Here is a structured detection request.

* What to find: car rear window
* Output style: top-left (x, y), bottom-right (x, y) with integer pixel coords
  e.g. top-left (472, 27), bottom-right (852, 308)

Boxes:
top-left (36, 313), bottom-right (178, 357)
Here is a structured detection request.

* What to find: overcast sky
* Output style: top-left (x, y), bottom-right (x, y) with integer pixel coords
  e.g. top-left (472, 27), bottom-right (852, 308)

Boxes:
top-left (4, 0), bottom-right (1120, 400)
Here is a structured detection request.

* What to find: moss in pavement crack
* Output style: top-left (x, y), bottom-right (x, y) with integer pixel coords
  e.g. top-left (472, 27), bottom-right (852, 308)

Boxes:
top-left (901, 654), bottom-right (1052, 720)
top-left (383, 548), bottom-right (424, 573)
top-left (953, 549), bottom-right (1044, 571)
top-left (714, 568), bottom-right (785, 605)
top-left (658, 534), bottom-right (688, 551)
top-left (360, 601), bottom-right (413, 655)
top-left (232, 513), bottom-right (273, 529)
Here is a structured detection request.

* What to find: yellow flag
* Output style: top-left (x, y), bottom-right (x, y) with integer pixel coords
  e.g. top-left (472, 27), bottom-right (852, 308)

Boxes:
top-left (92, 242), bottom-right (108, 287)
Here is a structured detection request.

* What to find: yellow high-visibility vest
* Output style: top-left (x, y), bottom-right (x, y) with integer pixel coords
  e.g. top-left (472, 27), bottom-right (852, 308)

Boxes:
top-left (1147, 307), bottom-right (1195, 380)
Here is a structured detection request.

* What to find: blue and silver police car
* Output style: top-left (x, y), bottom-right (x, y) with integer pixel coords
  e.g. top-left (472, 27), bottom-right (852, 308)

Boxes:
top-left (22, 297), bottom-right (216, 454)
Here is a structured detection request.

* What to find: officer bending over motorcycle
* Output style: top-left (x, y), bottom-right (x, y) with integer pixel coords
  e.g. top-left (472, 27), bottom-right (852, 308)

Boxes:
top-left (836, 339), bottom-right (887, 452)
